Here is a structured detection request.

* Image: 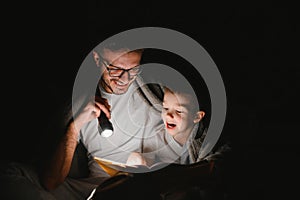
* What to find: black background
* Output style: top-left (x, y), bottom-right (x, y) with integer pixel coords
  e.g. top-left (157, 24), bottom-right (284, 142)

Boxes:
top-left (1, 1), bottom-right (299, 199)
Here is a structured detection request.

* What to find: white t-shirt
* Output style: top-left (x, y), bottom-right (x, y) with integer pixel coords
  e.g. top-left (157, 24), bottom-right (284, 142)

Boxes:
top-left (142, 123), bottom-right (184, 164)
top-left (79, 81), bottom-right (166, 173)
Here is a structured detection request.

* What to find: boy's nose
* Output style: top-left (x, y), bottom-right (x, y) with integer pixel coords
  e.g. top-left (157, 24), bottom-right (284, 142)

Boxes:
top-left (166, 112), bottom-right (174, 118)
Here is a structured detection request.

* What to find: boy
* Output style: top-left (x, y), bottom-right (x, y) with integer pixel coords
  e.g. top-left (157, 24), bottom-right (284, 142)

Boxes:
top-left (160, 85), bottom-right (207, 164)
top-left (127, 83), bottom-right (215, 166)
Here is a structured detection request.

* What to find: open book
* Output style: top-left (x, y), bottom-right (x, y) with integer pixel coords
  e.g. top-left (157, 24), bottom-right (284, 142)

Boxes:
top-left (92, 156), bottom-right (215, 199)
top-left (93, 156), bottom-right (169, 176)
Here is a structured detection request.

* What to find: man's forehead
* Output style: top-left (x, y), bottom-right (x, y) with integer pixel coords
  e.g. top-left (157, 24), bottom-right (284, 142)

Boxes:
top-left (102, 48), bottom-right (130, 58)
top-left (102, 48), bottom-right (141, 62)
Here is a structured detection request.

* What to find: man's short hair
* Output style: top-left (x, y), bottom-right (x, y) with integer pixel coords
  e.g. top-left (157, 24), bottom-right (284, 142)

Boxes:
top-left (94, 42), bottom-right (144, 55)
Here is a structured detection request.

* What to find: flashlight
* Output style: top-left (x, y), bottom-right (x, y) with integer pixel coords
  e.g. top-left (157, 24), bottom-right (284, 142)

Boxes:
top-left (98, 111), bottom-right (114, 137)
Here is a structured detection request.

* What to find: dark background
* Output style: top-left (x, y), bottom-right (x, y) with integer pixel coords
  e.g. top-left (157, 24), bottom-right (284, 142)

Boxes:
top-left (2, 1), bottom-right (299, 199)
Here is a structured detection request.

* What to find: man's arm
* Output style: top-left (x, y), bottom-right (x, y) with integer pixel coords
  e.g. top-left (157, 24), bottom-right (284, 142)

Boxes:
top-left (39, 96), bottom-right (111, 191)
top-left (40, 122), bottom-right (79, 190)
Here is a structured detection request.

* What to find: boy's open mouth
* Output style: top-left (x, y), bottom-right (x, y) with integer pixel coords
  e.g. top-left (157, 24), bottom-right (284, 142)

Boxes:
top-left (166, 122), bottom-right (176, 129)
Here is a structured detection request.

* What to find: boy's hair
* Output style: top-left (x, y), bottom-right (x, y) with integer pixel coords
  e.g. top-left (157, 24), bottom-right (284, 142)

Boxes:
top-left (163, 85), bottom-right (199, 112)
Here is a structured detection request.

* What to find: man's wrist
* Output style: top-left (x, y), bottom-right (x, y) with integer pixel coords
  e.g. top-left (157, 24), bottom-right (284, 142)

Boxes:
top-left (67, 122), bottom-right (80, 142)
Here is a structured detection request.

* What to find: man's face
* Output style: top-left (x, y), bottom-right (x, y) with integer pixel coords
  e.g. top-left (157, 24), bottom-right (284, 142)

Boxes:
top-left (161, 91), bottom-right (196, 137)
top-left (95, 49), bottom-right (143, 95)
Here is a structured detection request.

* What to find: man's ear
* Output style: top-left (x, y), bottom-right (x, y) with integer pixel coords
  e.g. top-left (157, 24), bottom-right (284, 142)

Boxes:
top-left (194, 111), bottom-right (205, 123)
top-left (92, 51), bottom-right (100, 66)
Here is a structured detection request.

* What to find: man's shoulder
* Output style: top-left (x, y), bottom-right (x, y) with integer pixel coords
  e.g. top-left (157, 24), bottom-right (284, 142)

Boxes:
top-left (135, 77), bottom-right (164, 108)
top-left (143, 83), bottom-right (164, 102)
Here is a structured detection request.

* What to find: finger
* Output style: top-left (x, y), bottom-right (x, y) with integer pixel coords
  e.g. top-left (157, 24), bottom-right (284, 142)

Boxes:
top-left (96, 103), bottom-right (111, 119)
top-left (85, 102), bottom-right (100, 117)
top-left (94, 96), bottom-right (108, 104)
top-left (95, 96), bottom-right (111, 110)
top-left (92, 106), bottom-right (101, 118)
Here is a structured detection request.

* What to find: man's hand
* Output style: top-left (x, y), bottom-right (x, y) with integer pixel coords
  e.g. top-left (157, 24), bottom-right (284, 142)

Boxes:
top-left (73, 96), bottom-right (111, 132)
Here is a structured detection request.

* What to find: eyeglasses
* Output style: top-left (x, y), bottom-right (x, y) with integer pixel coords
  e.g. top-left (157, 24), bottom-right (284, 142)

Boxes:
top-left (101, 59), bottom-right (142, 78)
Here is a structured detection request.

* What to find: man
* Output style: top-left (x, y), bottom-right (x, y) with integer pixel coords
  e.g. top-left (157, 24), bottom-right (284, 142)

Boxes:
top-left (39, 44), bottom-right (175, 199)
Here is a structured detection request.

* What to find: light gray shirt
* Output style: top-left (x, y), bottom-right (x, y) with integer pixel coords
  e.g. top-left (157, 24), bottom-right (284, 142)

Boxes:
top-left (79, 81), bottom-right (164, 174)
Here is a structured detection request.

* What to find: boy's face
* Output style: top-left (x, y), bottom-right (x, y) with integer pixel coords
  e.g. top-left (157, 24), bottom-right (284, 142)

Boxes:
top-left (162, 91), bottom-right (197, 137)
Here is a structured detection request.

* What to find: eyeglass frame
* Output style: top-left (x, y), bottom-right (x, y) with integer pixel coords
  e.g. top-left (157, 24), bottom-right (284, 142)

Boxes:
top-left (99, 56), bottom-right (142, 78)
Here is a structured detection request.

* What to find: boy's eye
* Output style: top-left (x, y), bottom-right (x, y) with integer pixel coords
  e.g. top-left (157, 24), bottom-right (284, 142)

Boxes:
top-left (176, 110), bottom-right (183, 114)
top-left (163, 107), bottom-right (168, 111)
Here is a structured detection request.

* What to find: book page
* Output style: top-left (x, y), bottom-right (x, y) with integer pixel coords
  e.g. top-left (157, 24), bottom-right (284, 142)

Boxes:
top-left (93, 156), bottom-right (169, 174)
